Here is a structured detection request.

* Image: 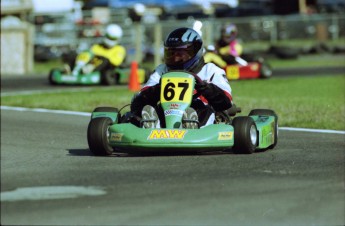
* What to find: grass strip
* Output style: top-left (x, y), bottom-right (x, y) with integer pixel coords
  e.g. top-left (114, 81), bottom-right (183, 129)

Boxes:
top-left (1, 75), bottom-right (344, 130)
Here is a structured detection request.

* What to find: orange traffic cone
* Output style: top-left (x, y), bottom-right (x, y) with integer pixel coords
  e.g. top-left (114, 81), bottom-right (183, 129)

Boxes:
top-left (128, 61), bottom-right (141, 92)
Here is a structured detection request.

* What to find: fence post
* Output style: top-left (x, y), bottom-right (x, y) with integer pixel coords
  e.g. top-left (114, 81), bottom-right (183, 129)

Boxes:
top-left (270, 17), bottom-right (278, 43)
top-left (154, 23), bottom-right (162, 67)
top-left (203, 20), bottom-right (214, 47)
top-left (330, 15), bottom-right (339, 40)
top-left (134, 23), bottom-right (143, 63)
top-left (316, 22), bottom-right (328, 42)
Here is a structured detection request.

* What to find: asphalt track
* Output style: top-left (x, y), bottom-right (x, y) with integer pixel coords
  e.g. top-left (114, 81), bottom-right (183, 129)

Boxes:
top-left (1, 108), bottom-right (344, 225)
top-left (1, 70), bottom-right (345, 225)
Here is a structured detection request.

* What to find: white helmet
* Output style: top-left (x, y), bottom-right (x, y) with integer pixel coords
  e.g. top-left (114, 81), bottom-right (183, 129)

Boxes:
top-left (104, 24), bottom-right (123, 47)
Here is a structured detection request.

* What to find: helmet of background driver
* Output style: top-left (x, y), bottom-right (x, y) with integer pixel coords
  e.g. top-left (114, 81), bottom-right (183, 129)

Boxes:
top-left (221, 24), bottom-right (238, 43)
top-left (164, 27), bottom-right (204, 72)
top-left (104, 24), bottom-right (123, 48)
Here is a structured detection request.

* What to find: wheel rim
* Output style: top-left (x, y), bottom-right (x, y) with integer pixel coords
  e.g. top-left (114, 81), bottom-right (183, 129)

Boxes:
top-left (106, 126), bottom-right (110, 142)
top-left (106, 72), bottom-right (115, 84)
top-left (262, 65), bottom-right (272, 77)
top-left (250, 125), bottom-right (257, 145)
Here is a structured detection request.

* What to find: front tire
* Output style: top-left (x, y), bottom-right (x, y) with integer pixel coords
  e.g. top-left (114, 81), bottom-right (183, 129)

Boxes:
top-left (93, 107), bottom-right (119, 113)
top-left (232, 116), bottom-right (258, 154)
top-left (249, 109), bottom-right (278, 149)
top-left (87, 117), bottom-right (113, 156)
top-left (48, 68), bottom-right (61, 85)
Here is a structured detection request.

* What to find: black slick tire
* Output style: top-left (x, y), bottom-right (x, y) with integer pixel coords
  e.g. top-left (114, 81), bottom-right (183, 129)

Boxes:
top-left (260, 63), bottom-right (272, 79)
top-left (48, 68), bottom-right (60, 85)
top-left (101, 70), bottom-right (116, 85)
top-left (232, 116), bottom-right (258, 154)
top-left (87, 117), bottom-right (113, 156)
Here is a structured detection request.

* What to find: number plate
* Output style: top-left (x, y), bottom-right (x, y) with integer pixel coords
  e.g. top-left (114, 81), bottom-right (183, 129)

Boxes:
top-left (226, 65), bottom-right (240, 80)
top-left (160, 77), bottom-right (193, 104)
top-left (76, 52), bottom-right (92, 63)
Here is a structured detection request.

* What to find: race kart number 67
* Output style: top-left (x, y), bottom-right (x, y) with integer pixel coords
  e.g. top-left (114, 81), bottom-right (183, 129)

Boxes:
top-left (160, 77), bottom-right (193, 104)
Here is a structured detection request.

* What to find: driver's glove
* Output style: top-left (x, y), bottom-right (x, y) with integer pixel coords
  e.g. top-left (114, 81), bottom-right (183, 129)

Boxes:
top-left (195, 81), bottom-right (232, 111)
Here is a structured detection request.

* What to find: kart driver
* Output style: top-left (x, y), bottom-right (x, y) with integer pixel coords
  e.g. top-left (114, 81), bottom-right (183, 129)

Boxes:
top-left (89, 23), bottom-right (126, 72)
top-left (67, 24), bottom-right (126, 75)
top-left (130, 27), bottom-right (233, 129)
top-left (204, 23), bottom-right (243, 66)
top-left (217, 23), bottom-right (243, 61)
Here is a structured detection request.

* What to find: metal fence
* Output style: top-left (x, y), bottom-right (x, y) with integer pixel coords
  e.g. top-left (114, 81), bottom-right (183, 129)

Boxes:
top-left (133, 13), bottom-right (345, 64)
top-left (32, 11), bottom-right (345, 64)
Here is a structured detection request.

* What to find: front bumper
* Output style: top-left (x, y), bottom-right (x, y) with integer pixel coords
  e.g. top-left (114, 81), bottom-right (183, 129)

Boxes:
top-left (108, 123), bottom-right (234, 152)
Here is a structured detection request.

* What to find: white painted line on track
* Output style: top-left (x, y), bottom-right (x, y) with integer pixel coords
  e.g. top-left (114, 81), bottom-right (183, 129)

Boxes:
top-left (1, 86), bottom-right (125, 97)
top-left (1, 106), bottom-right (345, 135)
top-left (1, 105), bottom-right (91, 116)
top-left (1, 186), bottom-right (106, 202)
top-left (1, 88), bottom-right (95, 97)
top-left (279, 127), bottom-right (345, 135)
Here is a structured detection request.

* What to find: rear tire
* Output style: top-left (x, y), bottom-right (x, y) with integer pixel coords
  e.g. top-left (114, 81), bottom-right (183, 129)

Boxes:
top-left (249, 109), bottom-right (278, 149)
top-left (101, 70), bottom-right (116, 85)
top-left (87, 117), bottom-right (113, 156)
top-left (232, 116), bottom-right (258, 154)
top-left (260, 63), bottom-right (272, 79)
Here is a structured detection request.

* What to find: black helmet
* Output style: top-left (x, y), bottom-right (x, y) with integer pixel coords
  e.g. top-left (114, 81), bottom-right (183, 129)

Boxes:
top-left (164, 27), bottom-right (204, 72)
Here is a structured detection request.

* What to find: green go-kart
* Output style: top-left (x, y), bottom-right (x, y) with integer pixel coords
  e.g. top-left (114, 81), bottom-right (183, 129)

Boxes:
top-left (48, 50), bottom-right (148, 86)
top-left (87, 71), bottom-right (278, 155)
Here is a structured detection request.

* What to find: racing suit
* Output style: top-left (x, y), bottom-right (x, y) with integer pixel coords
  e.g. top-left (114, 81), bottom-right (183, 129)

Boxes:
top-left (217, 39), bottom-right (243, 57)
top-left (91, 44), bottom-right (126, 68)
top-left (131, 62), bottom-right (233, 127)
top-left (216, 39), bottom-right (243, 65)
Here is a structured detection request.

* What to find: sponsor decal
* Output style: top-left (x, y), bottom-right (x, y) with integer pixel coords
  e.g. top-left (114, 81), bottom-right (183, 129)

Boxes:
top-left (271, 121), bottom-right (275, 141)
top-left (148, 130), bottom-right (187, 140)
top-left (91, 76), bottom-right (100, 83)
top-left (61, 76), bottom-right (77, 81)
top-left (170, 103), bottom-right (180, 109)
top-left (258, 116), bottom-right (269, 122)
top-left (250, 63), bottom-right (259, 71)
top-left (261, 127), bottom-right (273, 144)
top-left (164, 109), bottom-right (184, 116)
top-left (110, 133), bottom-right (123, 142)
top-left (218, 132), bottom-right (233, 140)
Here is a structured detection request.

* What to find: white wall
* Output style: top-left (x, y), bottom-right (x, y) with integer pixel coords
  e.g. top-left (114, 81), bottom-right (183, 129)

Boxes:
top-left (32, 0), bottom-right (74, 13)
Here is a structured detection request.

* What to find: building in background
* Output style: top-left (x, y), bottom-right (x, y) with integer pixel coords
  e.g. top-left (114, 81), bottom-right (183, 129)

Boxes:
top-left (1, 0), bottom-right (34, 75)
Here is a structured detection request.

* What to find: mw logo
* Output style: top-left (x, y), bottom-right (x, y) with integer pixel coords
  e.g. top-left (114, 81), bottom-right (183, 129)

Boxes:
top-left (148, 130), bottom-right (187, 140)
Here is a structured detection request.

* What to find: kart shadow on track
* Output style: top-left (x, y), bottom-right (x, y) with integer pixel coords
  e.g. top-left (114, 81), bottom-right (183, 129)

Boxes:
top-left (67, 148), bottom-right (93, 157)
top-left (67, 148), bottom-right (236, 157)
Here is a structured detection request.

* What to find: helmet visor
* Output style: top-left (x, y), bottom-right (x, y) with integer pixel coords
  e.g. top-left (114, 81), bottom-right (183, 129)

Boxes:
top-left (164, 45), bottom-right (195, 67)
top-left (224, 32), bottom-right (236, 43)
top-left (104, 38), bottom-right (118, 47)
top-left (106, 33), bottom-right (119, 41)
